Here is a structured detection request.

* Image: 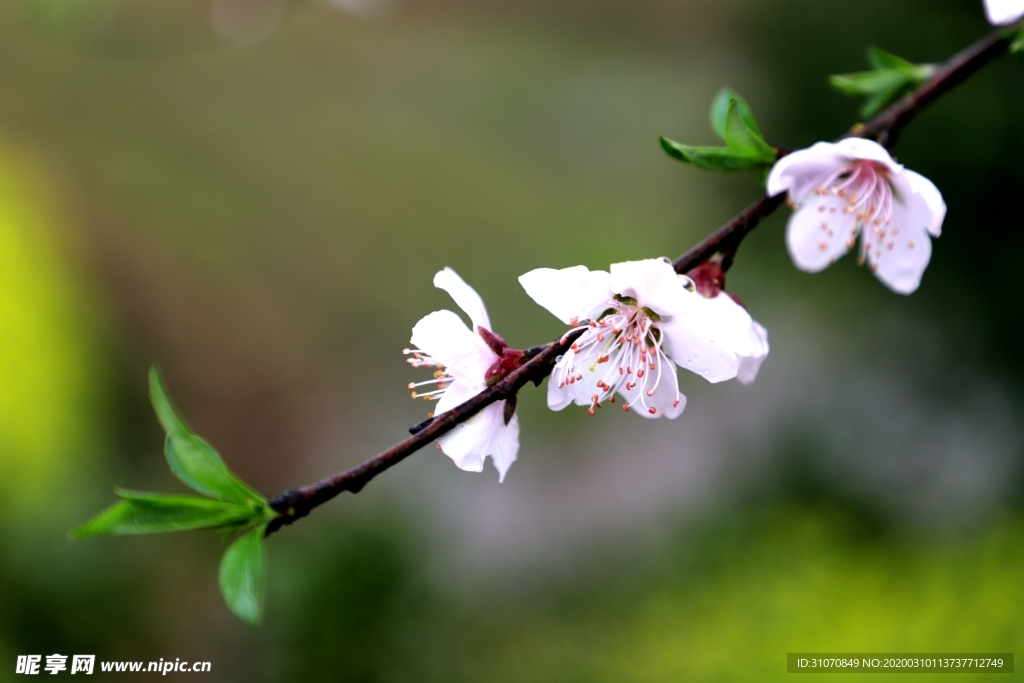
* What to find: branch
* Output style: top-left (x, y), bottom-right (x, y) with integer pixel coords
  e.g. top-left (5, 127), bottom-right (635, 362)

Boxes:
top-left (265, 23), bottom-right (1015, 536)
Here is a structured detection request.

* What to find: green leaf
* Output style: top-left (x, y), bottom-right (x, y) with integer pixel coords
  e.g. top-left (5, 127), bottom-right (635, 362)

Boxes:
top-left (219, 527), bottom-right (265, 626)
top-left (664, 89), bottom-right (775, 173)
top-left (709, 87), bottom-right (762, 140)
top-left (71, 490), bottom-right (256, 538)
top-left (659, 137), bottom-right (771, 172)
top-left (830, 47), bottom-right (934, 118)
top-left (149, 366), bottom-right (263, 505)
top-left (722, 98), bottom-right (776, 162)
top-left (1011, 28), bottom-right (1024, 54)
top-left (829, 70), bottom-right (907, 97)
top-left (866, 46), bottom-right (917, 71)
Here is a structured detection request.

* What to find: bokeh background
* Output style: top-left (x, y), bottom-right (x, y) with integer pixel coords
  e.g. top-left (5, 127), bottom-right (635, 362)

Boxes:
top-left (1, 0), bottom-right (1023, 680)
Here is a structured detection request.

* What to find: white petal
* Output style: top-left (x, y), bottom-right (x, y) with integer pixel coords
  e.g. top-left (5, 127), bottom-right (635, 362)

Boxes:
top-left (984, 0), bottom-right (1024, 24)
top-left (437, 401), bottom-right (519, 480)
top-left (608, 258), bottom-right (689, 317)
top-left (490, 413), bottom-right (519, 482)
top-left (691, 294), bottom-right (769, 386)
top-left (617, 365), bottom-right (687, 419)
top-left (832, 138), bottom-right (902, 174)
top-left (437, 402), bottom-right (503, 473)
top-left (863, 204), bottom-right (933, 295)
top-left (410, 310), bottom-right (496, 386)
top-left (519, 265), bottom-right (612, 324)
top-left (891, 169), bottom-right (946, 237)
top-left (785, 191), bottom-right (859, 273)
top-left (766, 141), bottom-right (849, 201)
top-left (433, 267), bottom-right (491, 331)
top-left (736, 321), bottom-right (769, 386)
top-left (659, 292), bottom-right (740, 384)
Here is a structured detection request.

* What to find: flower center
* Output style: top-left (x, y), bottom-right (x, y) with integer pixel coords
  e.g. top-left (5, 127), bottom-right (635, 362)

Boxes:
top-left (555, 299), bottom-right (682, 416)
top-left (815, 159), bottom-right (896, 263)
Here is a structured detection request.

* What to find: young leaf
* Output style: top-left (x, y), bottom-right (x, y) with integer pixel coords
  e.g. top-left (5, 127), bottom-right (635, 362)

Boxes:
top-left (663, 90), bottom-right (774, 174)
top-left (830, 47), bottom-right (934, 118)
top-left (867, 46), bottom-right (918, 71)
top-left (219, 527), bottom-right (265, 626)
top-left (149, 367), bottom-right (263, 505)
top-left (709, 88), bottom-right (762, 140)
top-left (664, 89), bottom-right (775, 173)
top-left (659, 137), bottom-right (770, 172)
top-left (829, 70), bottom-right (907, 97)
top-left (722, 98), bottom-right (776, 163)
top-left (71, 490), bottom-right (256, 538)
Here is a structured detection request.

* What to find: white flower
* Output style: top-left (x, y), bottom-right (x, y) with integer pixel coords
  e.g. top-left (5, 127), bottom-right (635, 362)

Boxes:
top-left (766, 138), bottom-right (946, 295)
top-left (519, 257), bottom-right (768, 419)
top-left (406, 268), bottom-right (521, 481)
top-left (984, 0), bottom-right (1024, 24)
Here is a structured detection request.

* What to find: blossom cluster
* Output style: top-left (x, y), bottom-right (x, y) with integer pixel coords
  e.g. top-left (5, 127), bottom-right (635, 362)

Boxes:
top-left (398, 0), bottom-right (1020, 481)
top-left (405, 258), bottom-right (768, 480)
top-left (403, 136), bottom-right (957, 480)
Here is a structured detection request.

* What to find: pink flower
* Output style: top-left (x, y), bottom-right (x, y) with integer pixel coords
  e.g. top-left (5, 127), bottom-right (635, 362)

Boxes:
top-left (767, 138), bottom-right (946, 294)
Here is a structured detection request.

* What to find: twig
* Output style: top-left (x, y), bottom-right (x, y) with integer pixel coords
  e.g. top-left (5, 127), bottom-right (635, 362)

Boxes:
top-left (265, 24), bottom-right (1015, 536)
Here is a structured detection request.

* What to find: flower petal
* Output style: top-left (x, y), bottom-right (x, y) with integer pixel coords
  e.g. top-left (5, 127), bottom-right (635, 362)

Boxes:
top-left (767, 139), bottom-right (903, 203)
top-left (489, 413), bottom-right (519, 482)
top-left (658, 296), bottom-right (740, 384)
top-left (410, 310), bottom-right (496, 386)
top-left (691, 293), bottom-right (769, 386)
top-left (433, 267), bottom-right (491, 331)
top-left (891, 169), bottom-right (946, 237)
top-left (863, 202), bottom-right (933, 295)
top-left (608, 258), bottom-right (689, 317)
top-left (784, 191), bottom-right (859, 273)
top-left (519, 266), bottom-right (612, 324)
top-left (436, 401), bottom-right (518, 480)
top-left (766, 141), bottom-right (849, 201)
top-left (984, 0), bottom-right (1024, 24)
top-left (832, 138), bottom-right (902, 174)
top-left (737, 321), bottom-right (769, 386)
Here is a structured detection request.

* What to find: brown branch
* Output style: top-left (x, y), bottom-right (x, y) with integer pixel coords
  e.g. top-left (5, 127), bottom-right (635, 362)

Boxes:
top-left (265, 23), bottom-right (1015, 536)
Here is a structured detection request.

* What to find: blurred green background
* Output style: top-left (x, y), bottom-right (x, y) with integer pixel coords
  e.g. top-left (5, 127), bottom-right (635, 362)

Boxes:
top-left (1, 0), bottom-right (1023, 680)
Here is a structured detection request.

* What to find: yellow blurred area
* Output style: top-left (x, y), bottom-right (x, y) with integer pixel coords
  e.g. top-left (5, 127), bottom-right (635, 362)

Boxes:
top-left (0, 141), bottom-right (101, 511)
top-left (444, 510), bottom-right (1024, 683)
